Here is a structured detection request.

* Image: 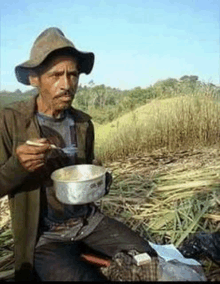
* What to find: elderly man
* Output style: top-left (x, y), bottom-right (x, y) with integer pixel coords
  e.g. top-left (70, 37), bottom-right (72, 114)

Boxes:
top-left (0, 27), bottom-right (158, 281)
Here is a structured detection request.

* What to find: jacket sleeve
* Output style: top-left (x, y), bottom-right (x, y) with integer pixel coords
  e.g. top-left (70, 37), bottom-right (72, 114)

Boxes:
top-left (85, 120), bottom-right (95, 164)
top-left (0, 110), bottom-right (29, 198)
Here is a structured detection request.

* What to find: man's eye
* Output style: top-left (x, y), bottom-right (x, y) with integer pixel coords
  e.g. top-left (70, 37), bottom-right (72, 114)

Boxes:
top-left (70, 73), bottom-right (79, 78)
top-left (50, 73), bottom-right (61, 78)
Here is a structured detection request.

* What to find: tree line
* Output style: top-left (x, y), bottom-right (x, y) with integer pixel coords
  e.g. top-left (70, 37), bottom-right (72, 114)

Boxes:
top-left (0, 75), bottom-right (219, 124)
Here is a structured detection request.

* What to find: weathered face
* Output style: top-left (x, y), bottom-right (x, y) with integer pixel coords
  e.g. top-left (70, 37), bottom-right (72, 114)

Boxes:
top-left (32, 55), bottom-right (79, 116)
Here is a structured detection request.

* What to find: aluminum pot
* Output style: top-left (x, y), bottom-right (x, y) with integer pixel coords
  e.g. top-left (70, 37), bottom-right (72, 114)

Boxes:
top-left (51, 164), bottom-right (106, 205)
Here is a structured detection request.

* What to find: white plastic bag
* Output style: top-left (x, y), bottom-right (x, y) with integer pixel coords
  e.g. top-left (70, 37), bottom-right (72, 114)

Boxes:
top-left (148, 242), bottom-right (207, 281)
top-left (158, 257), bottom-right (207, 281)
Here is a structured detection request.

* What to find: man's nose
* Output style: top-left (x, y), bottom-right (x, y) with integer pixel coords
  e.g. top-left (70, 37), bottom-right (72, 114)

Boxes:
top-left (61, 74), bottom-right (71, 90)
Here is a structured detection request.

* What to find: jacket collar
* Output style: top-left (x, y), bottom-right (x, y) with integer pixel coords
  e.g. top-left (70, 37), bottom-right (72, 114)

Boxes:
top-left (5, 94), bottom-right (92, 123)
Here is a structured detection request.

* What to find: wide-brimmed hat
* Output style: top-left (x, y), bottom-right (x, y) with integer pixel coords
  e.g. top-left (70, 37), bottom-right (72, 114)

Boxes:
top-left (15, 27), bottom-right (95, 85)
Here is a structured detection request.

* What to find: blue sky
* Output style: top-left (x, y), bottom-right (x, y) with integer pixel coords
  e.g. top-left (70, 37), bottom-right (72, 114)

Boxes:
top-left (1, 0), bottom-right (219, 92)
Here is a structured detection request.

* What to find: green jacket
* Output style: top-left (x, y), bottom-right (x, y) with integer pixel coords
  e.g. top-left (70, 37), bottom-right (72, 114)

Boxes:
top-left (0, 95), bottom-right (95, 280)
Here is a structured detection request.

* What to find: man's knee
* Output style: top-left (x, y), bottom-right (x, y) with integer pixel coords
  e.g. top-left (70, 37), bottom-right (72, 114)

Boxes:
top-left (34, 241), bottom-right (107, 281)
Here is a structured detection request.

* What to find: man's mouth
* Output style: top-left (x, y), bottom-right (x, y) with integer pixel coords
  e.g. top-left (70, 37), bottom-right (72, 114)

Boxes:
top-left (60, 95), bottom-right (72, 101)
top-left (56, 93), bottom-right (73, 101)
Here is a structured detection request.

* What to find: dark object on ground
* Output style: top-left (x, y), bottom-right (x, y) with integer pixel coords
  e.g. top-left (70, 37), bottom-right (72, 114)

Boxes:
top-left (178, 232), bottom-right (220, 265)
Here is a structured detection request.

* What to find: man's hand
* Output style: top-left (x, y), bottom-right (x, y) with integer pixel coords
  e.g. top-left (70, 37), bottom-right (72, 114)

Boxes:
top-left (92, 159), bottom-right (112, 195)
top-left (16, 138), bottom-right (51, 172)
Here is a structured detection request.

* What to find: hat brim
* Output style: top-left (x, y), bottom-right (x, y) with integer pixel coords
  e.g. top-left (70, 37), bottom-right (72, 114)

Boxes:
top-left (15, 47), bottom-right (95, 85)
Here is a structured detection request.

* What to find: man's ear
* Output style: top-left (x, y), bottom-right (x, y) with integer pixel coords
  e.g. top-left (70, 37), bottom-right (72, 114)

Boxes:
top-left (29, 71), bottom-right (40, 87)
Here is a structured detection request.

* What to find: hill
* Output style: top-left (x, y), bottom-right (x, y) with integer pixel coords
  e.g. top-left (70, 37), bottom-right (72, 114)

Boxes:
top-left (0, 89), bottom-right (37, 108)
top-left (1, 75), bottom-right (220, 123)
top-left (94, 95), bottom-right (220, 161)
top-left (0, 78), bottom-right (220, 280)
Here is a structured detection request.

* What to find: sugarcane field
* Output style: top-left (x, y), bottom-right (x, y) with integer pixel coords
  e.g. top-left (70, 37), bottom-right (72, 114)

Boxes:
top-left (1, 78), bottom-right (220, 281)
top-left (1, 146), bottom-right (220, 280)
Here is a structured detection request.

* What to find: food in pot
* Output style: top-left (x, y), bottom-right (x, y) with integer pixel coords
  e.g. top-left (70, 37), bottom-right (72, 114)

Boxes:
top-left (55, 169), bottom-right (100, 182)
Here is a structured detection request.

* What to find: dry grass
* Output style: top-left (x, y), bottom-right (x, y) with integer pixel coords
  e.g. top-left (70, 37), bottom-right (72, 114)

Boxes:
top-left (0, 147), bottom-right (220, 280)
top-left (101, 147), bottom-right (220, 242)
top-left (95, 95), bottom-right (220, 161)
top-left (100, 147), bottom-right (220, 280)
top-left (0, 197), bottom-right (11, 230)
top-left (1, 93), bottom-right (220, 280)
top-left (0, 197), bottom-right (14, 280)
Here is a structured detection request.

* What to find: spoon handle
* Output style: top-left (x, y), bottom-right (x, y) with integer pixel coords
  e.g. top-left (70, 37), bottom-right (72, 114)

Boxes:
top-left (26, 140), bottom-right (59, 149)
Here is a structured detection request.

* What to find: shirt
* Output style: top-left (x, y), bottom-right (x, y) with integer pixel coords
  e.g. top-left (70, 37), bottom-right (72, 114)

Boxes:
top-left (36, 110), bottom-right (93, 231)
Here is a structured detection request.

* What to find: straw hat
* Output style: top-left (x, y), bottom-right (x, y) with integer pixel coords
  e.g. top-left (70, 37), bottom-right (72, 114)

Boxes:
top-left (15, 27), bottom-right (95, 85)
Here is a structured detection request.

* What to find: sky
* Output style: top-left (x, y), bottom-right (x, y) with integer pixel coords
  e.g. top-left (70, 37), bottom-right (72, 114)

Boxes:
top-left (1, 0), bottom-right (219, 92)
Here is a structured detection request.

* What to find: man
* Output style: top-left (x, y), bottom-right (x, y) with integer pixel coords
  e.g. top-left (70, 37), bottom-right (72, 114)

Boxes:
top-left (0, 27), bottom-right (158, 281)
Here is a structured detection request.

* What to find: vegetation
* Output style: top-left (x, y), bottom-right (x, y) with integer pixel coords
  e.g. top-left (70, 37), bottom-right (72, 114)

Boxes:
top-left (74, 76), bottom-right (220, 124)
top-left (95, 94), bottom-right (220, 161)
top-left (101, 149), bottom-right (220, 246)
top-left (2, 75), bottom-right (219, 122)
top-left (100, 148), bottom-right (220, 280)
top-left (0, 75), bottom-right (220, 280)
top-left (0, 88), bottom-right (37, 108)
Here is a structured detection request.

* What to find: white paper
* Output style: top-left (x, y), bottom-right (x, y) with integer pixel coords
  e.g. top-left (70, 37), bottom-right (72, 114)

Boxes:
top-left (149, 241), bottom-right (201, 266)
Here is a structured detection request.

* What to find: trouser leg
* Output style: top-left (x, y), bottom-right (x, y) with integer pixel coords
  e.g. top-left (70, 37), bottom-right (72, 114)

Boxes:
top-left (34, 241), bottom-right (107, 281)
top-left (82, 216), bottom-right (158, 258)
top-left (81, 216), bottom-right (159, 282)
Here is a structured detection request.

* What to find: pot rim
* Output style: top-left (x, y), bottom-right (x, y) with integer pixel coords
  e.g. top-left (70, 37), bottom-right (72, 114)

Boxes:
top-left (51, 164), bottom-right (106, 183)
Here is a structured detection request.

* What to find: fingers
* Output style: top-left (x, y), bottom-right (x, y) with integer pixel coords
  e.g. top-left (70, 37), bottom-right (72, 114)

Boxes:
top-left (16, 139), bottom-right (51, 172)
top-left (23, 160), bottom-right (45, 172)
top-left (16, 152), bottom-right (46, 172)
top-left (19, 153), bottom-right (45, 163)
top-left (23, 144), bottom-right (50, 154)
